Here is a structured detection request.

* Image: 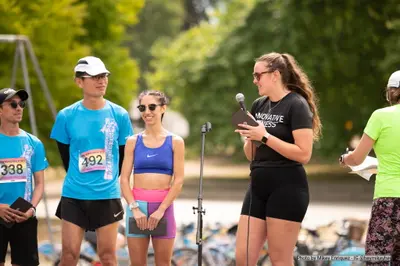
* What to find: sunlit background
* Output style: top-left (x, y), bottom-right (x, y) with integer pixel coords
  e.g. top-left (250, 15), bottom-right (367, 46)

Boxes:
top-left (1, 0), bottom-right (399, 265)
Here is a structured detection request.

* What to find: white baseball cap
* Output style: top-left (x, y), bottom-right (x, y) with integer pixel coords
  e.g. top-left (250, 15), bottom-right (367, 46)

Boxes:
top-left (387, 70), bottom-right (400, 88)
top-left (74, 56), bottom-right (110, 76)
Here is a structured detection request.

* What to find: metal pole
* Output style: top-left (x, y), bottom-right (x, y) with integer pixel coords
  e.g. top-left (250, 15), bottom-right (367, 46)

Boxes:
top-left (18, 40), bottom-right (56, 258)
top-left (197, 130), bottom-right (205, 266)
top-left (193, 122), bottom-right (212, 266)
top-left (11, 45), bottom-right (19, 88)
top-left (18, 41), bottom-right (38, 135)
top-left (24, 39), bottom-right (57, 119)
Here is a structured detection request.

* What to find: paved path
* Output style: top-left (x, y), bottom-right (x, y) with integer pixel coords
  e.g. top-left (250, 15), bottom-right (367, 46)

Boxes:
top-left (39, 164), bottom-right (375, 228)
top-left (36, 198), bottom-right (372, 230)
top-left (30, 160), bottom-right (374, 266)
top-left (8, 198), bottom-right (372, 266)
top-left (43, 174), bottom-right (375, 203)
top-left (31, 170), bottom-right (375, 266)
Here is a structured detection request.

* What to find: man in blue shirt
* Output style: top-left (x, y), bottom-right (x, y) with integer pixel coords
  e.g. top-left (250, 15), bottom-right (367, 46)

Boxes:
top-left (0, 88), bottom-right (48, 266)
top-left (50, 56), bottom-right (133, 266)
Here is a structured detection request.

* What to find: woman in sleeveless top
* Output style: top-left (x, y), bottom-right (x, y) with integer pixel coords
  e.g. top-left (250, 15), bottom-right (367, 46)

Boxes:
top-left (120, 90), bottom-right (185, 265)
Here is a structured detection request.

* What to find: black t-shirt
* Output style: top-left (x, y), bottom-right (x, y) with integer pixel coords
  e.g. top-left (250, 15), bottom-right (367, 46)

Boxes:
top-left (250, 92), bottom-right (313, 169)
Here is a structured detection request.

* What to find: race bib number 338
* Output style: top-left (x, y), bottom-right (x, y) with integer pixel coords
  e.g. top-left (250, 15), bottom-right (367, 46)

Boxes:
top-left (79, 149), bottom-right (106, 173)
top-left (0, 158), bottom-right (27, 183)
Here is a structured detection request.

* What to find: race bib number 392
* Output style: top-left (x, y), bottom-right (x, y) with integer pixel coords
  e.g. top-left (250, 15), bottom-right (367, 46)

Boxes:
top-left (0, 158), bottom-right (27, 183)
top-left (79, 149), bottom-right (106, 173)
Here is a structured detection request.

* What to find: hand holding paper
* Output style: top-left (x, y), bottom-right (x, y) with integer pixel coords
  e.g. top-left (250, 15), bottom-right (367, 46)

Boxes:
top-left (348, 156), bottom-right (378, 181)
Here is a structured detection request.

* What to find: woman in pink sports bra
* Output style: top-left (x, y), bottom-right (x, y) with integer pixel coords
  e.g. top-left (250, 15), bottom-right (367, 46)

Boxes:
top-left (120, 90), bottom-right (185, 265)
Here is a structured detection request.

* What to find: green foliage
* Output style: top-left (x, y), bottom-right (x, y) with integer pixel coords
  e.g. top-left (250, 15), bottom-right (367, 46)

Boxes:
top-left (379, 0), bottom-right (400, 72)
top-left (0, 0), bottom-right (89, 165)
top-left (0, 0), bottom-right (143, 166)
top-left (127, 0), bottom-right (228, 93)
top-left (149, 0), bottom-right (400, 160)
top-left (78, 0), bottom-right (144, 108)
top-left (147, 0), bottom-right (257, 144)
top-left (272, 0), bottom-right (398, 158)
top-left (127, 0), bottom-right (184, 92)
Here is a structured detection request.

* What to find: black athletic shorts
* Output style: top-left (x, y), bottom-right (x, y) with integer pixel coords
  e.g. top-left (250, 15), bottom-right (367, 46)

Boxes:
top-left (241, 166), bottom-right (310, 223)
top-left (55, 196), bottom-right (124, 231)
top-left (0, 217), bottom-right (39, 266)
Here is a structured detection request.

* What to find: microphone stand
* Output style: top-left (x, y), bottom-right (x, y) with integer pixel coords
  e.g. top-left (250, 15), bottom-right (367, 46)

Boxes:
top-left (193, 122), bottom-right (212, 266)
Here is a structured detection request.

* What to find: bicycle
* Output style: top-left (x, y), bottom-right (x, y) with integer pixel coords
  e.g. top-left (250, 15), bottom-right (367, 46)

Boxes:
top-left (172, 222), bottom-right (301, 266)
top-left (172, 222), bottom-right (236, 265)
top-left (330, 220), bottom-right (366, 266)
top-left (294, 219), bottom-right (366, 266)
top-left (257, 244), bottom-right (306, 266)
top-left (221, 223), bottom-right (304, 266)
top-left (38, 223), bottom-right (131, 266)
top-left (75, 223), bottom-right (177, 266)
top-left (38, 240), bottom-right (96, 266)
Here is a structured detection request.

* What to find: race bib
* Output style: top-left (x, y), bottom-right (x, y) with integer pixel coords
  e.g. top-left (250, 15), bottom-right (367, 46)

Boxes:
top-left (0, 158), bottom-right (27, 183)
top-left (79, 149), bottom-right (106, 173)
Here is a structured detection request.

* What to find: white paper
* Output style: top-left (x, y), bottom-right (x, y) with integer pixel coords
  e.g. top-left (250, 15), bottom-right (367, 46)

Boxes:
top-left (348, 156), bottom-right (378, 181)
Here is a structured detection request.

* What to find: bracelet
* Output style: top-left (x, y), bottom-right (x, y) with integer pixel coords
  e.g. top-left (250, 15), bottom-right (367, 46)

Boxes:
top-left (30, 207), bottom-right (36, 217)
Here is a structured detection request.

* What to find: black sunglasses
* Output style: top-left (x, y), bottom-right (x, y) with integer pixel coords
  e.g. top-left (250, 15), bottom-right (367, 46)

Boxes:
top-left (137, 104), bottom-right (162, 112)
top-left (3, 101), bottom-right (26, 109)
top-left (252, 70), bottom-right (274, 81)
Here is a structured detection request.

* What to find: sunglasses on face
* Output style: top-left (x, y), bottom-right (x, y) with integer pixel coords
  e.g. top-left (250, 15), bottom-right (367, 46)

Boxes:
top-left (137, 104), bottom-right (162, 112)
top-left (3, 101), bottom-right (26, 109)
top-left (252, 70), bottom-right (274, 81)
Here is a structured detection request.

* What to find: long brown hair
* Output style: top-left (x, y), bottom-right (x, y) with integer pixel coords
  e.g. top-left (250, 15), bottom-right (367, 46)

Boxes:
top-left (386, 87), bottom-right (400, 105)
top-left (256, 52), bottom-right (322, 141)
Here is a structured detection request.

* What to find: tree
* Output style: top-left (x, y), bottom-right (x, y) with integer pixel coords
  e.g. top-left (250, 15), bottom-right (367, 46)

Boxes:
top-left (126, 0), bottom-right (184, 92)
top-left (77, 0), bottom-right (144, 108)
top-left (0, 0), bottom-right (89, 164)
top-left (380, 0), bottom-right (400, 72)
top-left (0, 0), bottom-right (144, 165)
top-left (126, 0), bottom-right (226, 94)
top-left (273, 0), bottom-right (396, 158)
top-left (148, 0), bottom-right (400, 160)
top-left (181, 0), bottom-right (222, 30)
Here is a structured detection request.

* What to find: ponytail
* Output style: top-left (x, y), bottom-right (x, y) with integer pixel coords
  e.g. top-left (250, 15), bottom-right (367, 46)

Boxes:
top-left (256, 52), bottom-right (322, 141)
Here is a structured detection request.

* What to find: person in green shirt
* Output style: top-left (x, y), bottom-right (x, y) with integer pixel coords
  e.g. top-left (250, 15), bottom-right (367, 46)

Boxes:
top-left (339, 70), bottom-right (400, 265)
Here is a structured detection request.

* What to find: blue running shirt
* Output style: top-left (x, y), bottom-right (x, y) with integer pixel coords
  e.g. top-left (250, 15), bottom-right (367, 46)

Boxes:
top-left (0, 130), bottom-right (48, 205)
top-left (50, 100), bottom-right (133, 200)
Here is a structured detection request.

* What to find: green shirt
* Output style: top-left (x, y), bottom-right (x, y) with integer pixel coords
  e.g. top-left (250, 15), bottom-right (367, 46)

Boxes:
top-left (364, 104), bottom-right (400, 199)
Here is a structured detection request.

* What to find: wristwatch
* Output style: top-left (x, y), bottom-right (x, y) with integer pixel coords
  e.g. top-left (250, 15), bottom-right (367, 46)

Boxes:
top-left (261, 133), bottom-right (270, 145)
top-left (339, 154), bottom-right (345, 164)
top-left (129, 201), bottom-right (139, 210)
top-left (339, 148), bottom-right (349, 164)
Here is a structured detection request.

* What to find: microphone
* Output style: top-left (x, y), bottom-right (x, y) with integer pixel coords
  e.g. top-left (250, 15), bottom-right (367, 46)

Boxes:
top-left (235, 93), bottom-right (247, 113)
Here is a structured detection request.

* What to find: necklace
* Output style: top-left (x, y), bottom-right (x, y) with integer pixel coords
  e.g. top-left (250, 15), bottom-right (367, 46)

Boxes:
top-left (267, 91), bottom-right (290, 114)
top-left (267, 98), bottom-right (283, 114)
